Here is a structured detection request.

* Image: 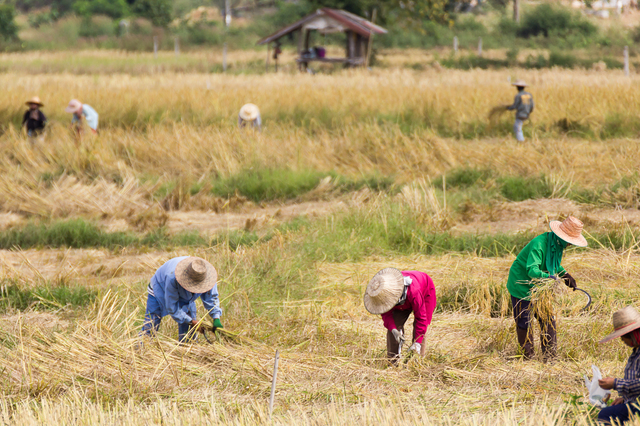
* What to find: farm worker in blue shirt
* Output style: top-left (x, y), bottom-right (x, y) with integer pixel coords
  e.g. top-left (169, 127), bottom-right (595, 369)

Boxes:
top-left (65, 99), bottom-right (99, 135)
top-left (506, 79), bottom-right (534, 142)
top-left (142, 256), bottom-right (223, 342)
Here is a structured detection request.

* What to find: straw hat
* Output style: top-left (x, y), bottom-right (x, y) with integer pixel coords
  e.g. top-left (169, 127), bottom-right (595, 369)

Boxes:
top-left (550, 216), bottom-right (588, 247)
top-left (600, 306), bottom-right (640, 344)
top-left (239, 103), bottom-right (260, 121)
top-left (363, 268), bottom-right (405, 315)
top-left (175, 257), bottom-right (218, 293)
top-left (26, 96), bottom-right (44, 107)
top-left (512, 79), bottom-right (528, 87)
top-left (65, 99), bottom-right (82, 113)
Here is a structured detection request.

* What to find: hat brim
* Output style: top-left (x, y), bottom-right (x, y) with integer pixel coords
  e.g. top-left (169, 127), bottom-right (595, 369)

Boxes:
top-left (239, 104), bottom-right (259, 121)
top-left (363, 269), bottom-right (404, 315)
top-left (599, 321), bottom-right (640, 344)
top-left (175, 257), bottom-right (218, 293)
top-left (26, 101), bottom-right (44, 107)
top-left (511, 83), bottom-right (528, 87)
top-left (550, 221), bottom-right (588, 247)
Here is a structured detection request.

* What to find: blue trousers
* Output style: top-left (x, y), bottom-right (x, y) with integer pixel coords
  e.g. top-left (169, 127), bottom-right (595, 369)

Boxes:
top-left (141, 294), bottom-right (197, 342)
top-left (598, 401), bottom-right (640, 424)
top-left (514, 118), bottom-right (525, 142)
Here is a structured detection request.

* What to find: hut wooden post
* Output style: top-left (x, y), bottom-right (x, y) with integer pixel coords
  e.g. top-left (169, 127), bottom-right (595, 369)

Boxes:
top-left (266, 42), bottom-right (270, 73)
top-left (364, 8), bottom-right (378, 68)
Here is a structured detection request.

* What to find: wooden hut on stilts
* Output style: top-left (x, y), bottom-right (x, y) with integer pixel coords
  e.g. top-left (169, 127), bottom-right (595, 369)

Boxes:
top-left (257, 8), bottom-right (387, 71)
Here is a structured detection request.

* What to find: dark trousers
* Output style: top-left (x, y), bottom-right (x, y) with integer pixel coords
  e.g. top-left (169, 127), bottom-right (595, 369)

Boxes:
top-left (386, 309), bottom-right (425, 358)
top-left (598, 401), bottom-right (640, 425)
top-left (511, 295), bottom-right (557, 359)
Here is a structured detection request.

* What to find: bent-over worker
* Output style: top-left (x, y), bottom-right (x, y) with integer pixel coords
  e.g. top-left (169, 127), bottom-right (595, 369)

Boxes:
top-left (238, 103), bottom-right (261, 131)
top-left (506, 79), bottom-right (534, 142)
top-left (507, 216), bottom-right (587, 361)
top-left (142, 256), bottom-right (223, 342)
top-left (598, 306), bottom-right (640, 425)
top-left (364, 268), bottom-right (437, 359)
top-left (22, 96), bottom-right (47, 144)
top-left (65, 99), bottom-right (99, 135)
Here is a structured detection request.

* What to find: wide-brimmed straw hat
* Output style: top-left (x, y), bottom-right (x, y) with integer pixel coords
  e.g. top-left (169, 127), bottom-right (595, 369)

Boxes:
top-left (550, 216), bottom-right (588, 247)
top-left (600, 306), bottom-right (640, 344)
top-left (175, 257), bottom-right (218, 293)
top-left (363, 268), bottom-right (404, 315)
top-left (26, 96), bottom-right (44, 107)
top-left (511, 79), bottom-right (528, 87)
top-left (65, 99), bottom-right (82, 113)
top-left (239, 103), bottom-right (260, 121)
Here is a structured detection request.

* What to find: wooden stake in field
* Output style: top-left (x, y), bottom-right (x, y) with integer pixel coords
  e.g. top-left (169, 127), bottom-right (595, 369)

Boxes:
top-left (453, 36), bottom-right (458, 53)
top-left (153, 36), bottom-right (158, 59)
top-left (624, 46), bottom-right (630, 77)
top-left (478, 38), bottom-right (482, 57)
top-left (269, 350), bottom-right (280, 418)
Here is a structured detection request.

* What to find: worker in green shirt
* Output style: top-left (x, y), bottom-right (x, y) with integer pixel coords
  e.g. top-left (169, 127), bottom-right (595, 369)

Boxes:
top-left (507, 216), bottom-right (588, 361)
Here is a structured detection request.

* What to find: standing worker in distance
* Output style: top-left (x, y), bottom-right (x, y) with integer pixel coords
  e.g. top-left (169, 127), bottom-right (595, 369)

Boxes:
top-left (238, 103), bottom-right (261, 131)
top-left (507, 216), bottom-right (587, 361)
top-left (364, 268), bottom-right (437, 360)
top-left (597, 306), bottom-right (640, 425)
top-left (65, 99), bottom-right (99, 136)
top-left (142, 256), bottom-right (223, 342)
top-left (22, 97), bottom-right (47, 144)
top-left (506, 79), bottom-right (534, 142)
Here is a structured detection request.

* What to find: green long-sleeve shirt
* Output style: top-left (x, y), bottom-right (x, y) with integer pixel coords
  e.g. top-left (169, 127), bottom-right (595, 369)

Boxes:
top-left (507, 233), bottom-right (566, 300)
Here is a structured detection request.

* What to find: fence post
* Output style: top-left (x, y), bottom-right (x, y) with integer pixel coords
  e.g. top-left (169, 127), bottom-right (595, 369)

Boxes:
top-left (269, 350), bottom-right (280, 419)
top-left (624, 46), bottom-right (630, 77)
top-left (478, 37), bottom-right (482, 57)
top-left (453, 36), bottom-right (458, 53)
top-left (153, 36), bottom-right (158, 59)
top-left (174, 37), bottom-right (179, 57)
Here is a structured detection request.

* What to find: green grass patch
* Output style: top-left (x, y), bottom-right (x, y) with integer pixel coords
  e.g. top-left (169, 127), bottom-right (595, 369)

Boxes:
top-left (0, 281), bottom-right (98, 312)
top-left (211, 168), bottom-right (395, 202)
top-left (498, 175), bottom-right (553, 201)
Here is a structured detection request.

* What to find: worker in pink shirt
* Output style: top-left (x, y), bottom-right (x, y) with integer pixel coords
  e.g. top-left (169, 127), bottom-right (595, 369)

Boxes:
top-left (364, 268), bottom-right (437, 359)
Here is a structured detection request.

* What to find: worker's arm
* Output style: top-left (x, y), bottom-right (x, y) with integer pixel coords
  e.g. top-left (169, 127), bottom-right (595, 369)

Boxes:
top-left (506, 94), bottom-right (521, 111)
top-left (40, 111), bottom-right (47, 125)
top-left (530, 97), bottom-right (534, 113)
top-left (411, 277), bottom-right (436, 344)
top-left (525, 241), bottom-right (553, 279)
top-left (22, 111), bottom-right (29, 126)
top-left (200, 284), bottom-right (222, 321)
top-left (164, 275), bottom-right (192, 324)
top-left (381, 310), bottom-right (397, 331)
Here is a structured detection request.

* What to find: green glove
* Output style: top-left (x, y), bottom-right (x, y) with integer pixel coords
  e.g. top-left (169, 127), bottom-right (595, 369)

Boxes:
top-left (213, 318), bottom-right (223, 329)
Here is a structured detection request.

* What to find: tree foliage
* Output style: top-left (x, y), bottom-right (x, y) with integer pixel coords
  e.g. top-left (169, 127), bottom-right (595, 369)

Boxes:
top-left (131, 0), bottom-right (172, 27)
top-left (0, 3), bottom-right (19, 41)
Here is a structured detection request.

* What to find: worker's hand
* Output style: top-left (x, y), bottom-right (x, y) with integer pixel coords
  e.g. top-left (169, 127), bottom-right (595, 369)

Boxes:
top-left (562, 273), bottom-right (577, 290)
top-left (612, 397), bottom-right (625, 405)
top-left (212, 318), bottom-right (223, 329)
top-left (409, 342), bottom-right (421, 354)
top-left (598, 377), bottom-right (615, 390)
top-left (189, 320), bottom-right (205, 334)
top-left (391, 328), bottom-right (402, 344)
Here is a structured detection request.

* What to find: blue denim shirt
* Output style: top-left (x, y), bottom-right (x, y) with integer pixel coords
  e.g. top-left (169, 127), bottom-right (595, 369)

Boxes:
top-left (615, 347), bottom-right (640, 403)
top-left (149, 256), bottom-right (221, 324)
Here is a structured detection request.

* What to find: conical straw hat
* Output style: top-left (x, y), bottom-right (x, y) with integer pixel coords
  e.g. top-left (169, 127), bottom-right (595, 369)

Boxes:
top-left (363, 268), bottom-right (404, 315)
top-left (600, 306), bottom-right (640, 344)
top-left (65, 99), bottom-right (82, 113)
top-left (239, 103), bottom-right (260, 121)
top-left (175, 257), bottom-right (218, 293)
top-left (511, 79), bottom-right (528, 87)
top-left (26, 96), bottom-right (44, 107)
top-left (549, 216), bottom-right (588, 247)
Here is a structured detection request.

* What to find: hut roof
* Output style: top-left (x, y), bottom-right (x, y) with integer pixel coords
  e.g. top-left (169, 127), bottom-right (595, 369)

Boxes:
top-left (257, 8), bottom-right (386, 45)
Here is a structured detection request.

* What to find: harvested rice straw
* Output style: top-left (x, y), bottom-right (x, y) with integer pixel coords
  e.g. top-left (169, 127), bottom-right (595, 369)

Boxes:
top-left (529, 278), bottom-right (566, 323)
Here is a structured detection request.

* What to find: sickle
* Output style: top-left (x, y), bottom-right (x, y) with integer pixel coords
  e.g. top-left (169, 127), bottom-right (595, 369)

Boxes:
top-left (574, 288), bottom-right (592, 311)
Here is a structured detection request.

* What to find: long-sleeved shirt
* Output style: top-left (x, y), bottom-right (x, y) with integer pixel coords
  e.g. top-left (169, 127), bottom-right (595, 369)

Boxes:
top-left (72, 104), bottom-right (99, 130)
top-left (507, 233), bottom-right (567, 300)
top-left (614, 347), bottom-right (640, 403)
top-left (22, 110), bottom-right (47, 133)
top-left (148, 256), bottom-right (221, 324)
top-left (507, 91), bottom-right (534, 120)
top-left (381, 271), bottom-right (437, 344)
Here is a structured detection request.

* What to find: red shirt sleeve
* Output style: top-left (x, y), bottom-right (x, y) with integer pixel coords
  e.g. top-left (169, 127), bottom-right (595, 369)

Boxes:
top-left (409, 273), bottom-right (437, 344)
top-left (381, 310), bottom-right (396, 330)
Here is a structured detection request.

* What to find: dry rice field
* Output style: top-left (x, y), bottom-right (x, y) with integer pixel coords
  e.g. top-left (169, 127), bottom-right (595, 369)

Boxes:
top-left (2, 52), bottom-right (640, 425)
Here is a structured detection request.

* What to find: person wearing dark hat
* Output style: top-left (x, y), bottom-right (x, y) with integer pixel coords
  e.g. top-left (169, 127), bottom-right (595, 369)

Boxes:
top-left (507, 216), bottom-right (588, 361)
top-left (22, 96), bottom-right (47, 144)
top-left (142, 256), bottom-right (222, 342)
top-left (506, 79), bottom-right (534, 142)
top-left (597, 306), bottom-right (640, 424)
top-left (364, 268), bottom-right (437, 360)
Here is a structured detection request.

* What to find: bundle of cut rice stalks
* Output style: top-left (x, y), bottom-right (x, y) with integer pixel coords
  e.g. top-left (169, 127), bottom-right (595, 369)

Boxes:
top-left (529, 277), bottom-right (566, 323)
